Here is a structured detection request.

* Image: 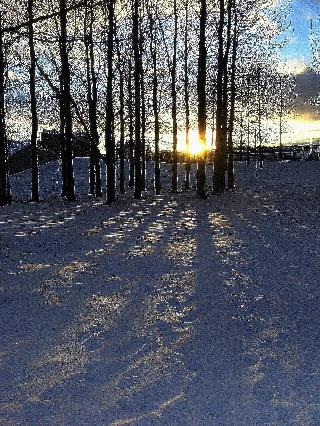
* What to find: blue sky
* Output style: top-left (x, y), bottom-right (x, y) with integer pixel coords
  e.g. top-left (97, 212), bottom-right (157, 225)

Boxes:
top-left (280, 1), bottom-right (320, 142)
top-left (281, 0), bottom-right (320, 63)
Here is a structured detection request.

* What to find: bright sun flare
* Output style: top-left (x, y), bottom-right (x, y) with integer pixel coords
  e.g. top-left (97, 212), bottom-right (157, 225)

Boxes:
top-left (188, 138), bottom-right (205, 155)
top-left (177, 129), bottom-right (211, 155)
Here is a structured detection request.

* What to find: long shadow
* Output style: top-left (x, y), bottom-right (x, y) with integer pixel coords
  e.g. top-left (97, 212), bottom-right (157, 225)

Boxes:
top-left (0, 195), bottom-right (169, 420)
top-left (178, 202), bottom-right (258, 425)
top-left (64, 196), bottom-right (199, 425)
top-left (3, 187), bottom-right (320, 425)
top-left (0, 194), bottom-right (196, 424)
top-left (221, 205), bottom-right (320, 424)
top-left (183, 197), bottom-right (320, 424)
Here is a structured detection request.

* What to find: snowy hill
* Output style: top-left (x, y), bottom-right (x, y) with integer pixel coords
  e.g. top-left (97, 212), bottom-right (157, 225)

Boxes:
top-left (9, 156), bottom-right (320, 202)
top-left (9, 157), bottom-right (104, 201)
top-left (9, 157), bottom-right (207, 201)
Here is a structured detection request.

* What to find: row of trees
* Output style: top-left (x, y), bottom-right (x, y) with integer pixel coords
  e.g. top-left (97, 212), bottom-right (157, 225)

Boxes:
top-left (0, 0), bottom-right (291, 205)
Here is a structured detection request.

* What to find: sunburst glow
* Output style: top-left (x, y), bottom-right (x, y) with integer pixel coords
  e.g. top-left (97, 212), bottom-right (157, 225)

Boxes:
top-left (177, 129), bottom-right (212, 155)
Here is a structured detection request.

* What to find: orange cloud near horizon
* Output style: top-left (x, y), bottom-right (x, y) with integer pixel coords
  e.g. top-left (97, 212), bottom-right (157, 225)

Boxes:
top-left (283, 117), bottom-right (320, 144)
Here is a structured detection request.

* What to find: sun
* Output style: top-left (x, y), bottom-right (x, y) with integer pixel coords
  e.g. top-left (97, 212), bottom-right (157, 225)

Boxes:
top-left (177, 129), bottom-right (210, 155)
top-left (189, 137), bottom-right (206, 155)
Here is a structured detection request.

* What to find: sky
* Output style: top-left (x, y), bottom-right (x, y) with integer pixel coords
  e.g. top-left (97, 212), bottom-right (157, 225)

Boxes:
top-left (281, 0), bottom-right (320, 64)
top-left (279, 0), bottom-right (320, 143)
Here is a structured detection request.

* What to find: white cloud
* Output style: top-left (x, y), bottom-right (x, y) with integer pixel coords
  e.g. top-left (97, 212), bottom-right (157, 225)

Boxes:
top-left (278, 58), bottom-right (308, 74)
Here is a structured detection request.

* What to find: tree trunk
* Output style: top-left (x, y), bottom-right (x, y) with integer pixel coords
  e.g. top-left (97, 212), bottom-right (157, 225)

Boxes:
top-left (184, 0), bottom-right (191, 190)
top-left (221, 0), bottom-right (232, 170)
top-left (59, 0), bottom-right (75, 201)
top-left (139, 18), bottom-right (146, 191)
top-left (116, 38), bottom-right (125, 194)
top-left (59, 76), bottom-right (67, 197)
top-left (0, 14), bottom-right (11, 206)
top-left (197, 0), bottom-right (207, 199)
top-left (84, 7), bottom-right (95, 196)
top-left (28, 0), bottom-right (39, 202)
top-left (85, 0), bottom-right (102, 197)
top-left (133, 0), bottom-right (142, 199)
top-left (149, 8), bottom-right (161, 195)
top-left (227, 7), bottom-right (237, 189)
top-left (279, 75), bottom-right (283, 161)
top-left (171, 0), bottom-right (178, 193)
top-left (214, 0), bottom-right (226, 193)
top-left (105, 0), bottom-right (116, 203)
top-left (128, 57), bottom-right (135, 187)
top-left (257, 67), bottom-right (263, 168)
top-left (119, 67), bottom-right (125, 194)
top-left (246, 117), bottom-right (250, 165)
top-left (239, 109), bottom-right (243, 161)
top-left (211, 87), bottom-right (216, 148)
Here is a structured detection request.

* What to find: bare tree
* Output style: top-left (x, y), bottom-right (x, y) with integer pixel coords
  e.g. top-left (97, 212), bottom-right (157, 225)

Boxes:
top-left (139, 13), bottom-right (146, 191)
top-left (0, 12), bottom-right (11, 206)
top-left (28, 0), bottom-right (39, 202)
top-left (84, 0), bottom-right (102, 197)
top-left (227, 3), bottom-right (238, 189)
top-left (105, 0), bottom-right (116, 203)
top-left (184, 0), bottom-right (191, 190)
top-left (59, 0), bottom-right (75, 201)
top-left (197, 0), bottom-right (207, 198)
top-left (148, 2), bottom-right (161, 194)
top-left (115, 34), bottom-right (126, 194)
top-left (127, 56), bottom-right (135, 188)
top-left (133, 0), bottom-right (142, 199)
top-left (171, 0), bottom-right (178, 193)
top-left (214, 0), bottom-right (226, 193)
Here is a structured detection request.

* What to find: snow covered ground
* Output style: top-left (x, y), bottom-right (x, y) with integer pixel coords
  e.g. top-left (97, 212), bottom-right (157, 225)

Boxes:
top-left (1, 159), bottom-right (320, 425)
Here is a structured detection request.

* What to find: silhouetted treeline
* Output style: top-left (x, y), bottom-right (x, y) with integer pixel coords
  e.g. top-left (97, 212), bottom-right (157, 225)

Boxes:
top-left (0, 0), bottom-right (293, 205)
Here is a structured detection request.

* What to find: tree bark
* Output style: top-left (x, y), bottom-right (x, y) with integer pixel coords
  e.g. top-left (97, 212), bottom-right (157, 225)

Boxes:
top-left (184, 0), bottom-right (191, 190)
top-left (139, 17), bottom-right (146, 191)
top-left (85, 0), bottom-right (102, 197)
top-left (171, 0), bottom-right (178, 193)
top-left (149, 8), bottom-right (161, 195)
top-left (0, 14), bottom-right (11, 206)
top-left (128, 57), bottom-right (135, 188)
top-left (59, 76), bottom-right (67, 197)
top-left (221, 0), bottom-right (232, 169)
top-left (116, 37), bottom-right (125, 194)
top-left (119, 66), bottom-right (125, 194)
top-left (257, 67), bottom-right (263, 168)
top-left (239, 109), bottom-right (243, 161)
top-left (214, 0), bottom-right (226, 193)
top-left (59, 0), bottom-right (75, 201)
top-left (279, 75), bottom-right (283, 161)
top-left (105, 0), bottom-right (116, 203)
top-left (246, 75), bottom-right (251, 165)
top-left (28, 0), bottom-right (39, 202)
top-left (133, 0), bottom-right (142, 199)
top-left (227, 6), bottom-right (237, 189)
top-left (197, 0), bottom-right (207, 198)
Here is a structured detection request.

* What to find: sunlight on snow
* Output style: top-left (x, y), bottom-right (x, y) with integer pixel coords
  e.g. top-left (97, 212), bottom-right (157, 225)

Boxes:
top-left (6, 198), bottom-right (197, 421)
top-left (19, 263), bottom-right (50, 273)
top-left (165, 207), bottom-right (197, 267)
top-left (208, 210), bottom-right (306, 410)
top-left (96, 270), bottom-right (195, 412)
top-left (8, 287), bottom-right (130, 412)
top-left (126, 200), bottom-right (177, 257)
top-left (34, 260), bottom-right (94, 305)
top-left (110, 393), bottom-right (185, 425)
